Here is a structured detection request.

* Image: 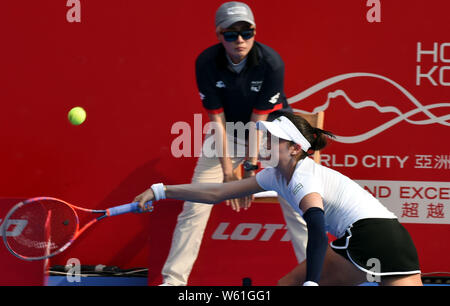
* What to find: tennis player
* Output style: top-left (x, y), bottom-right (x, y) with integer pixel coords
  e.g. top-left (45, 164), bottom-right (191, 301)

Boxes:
top-left (158, 1), bottom-right (309, 286)
top-left (135, 111), bottom-right (422, 286)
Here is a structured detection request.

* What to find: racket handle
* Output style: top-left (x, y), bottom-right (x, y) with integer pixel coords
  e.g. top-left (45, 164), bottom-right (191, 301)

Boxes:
top-left (107, 201), bottom-right (152, 217)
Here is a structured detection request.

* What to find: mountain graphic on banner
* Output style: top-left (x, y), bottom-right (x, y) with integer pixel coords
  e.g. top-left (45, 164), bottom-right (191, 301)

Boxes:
top-left (288, 72), bottom-right (450, 144)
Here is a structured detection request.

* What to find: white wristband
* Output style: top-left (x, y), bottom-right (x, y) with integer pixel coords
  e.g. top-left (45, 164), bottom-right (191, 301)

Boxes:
top-left (151, 183), bottom-right (166, 201)
top-left (303, 281), bottom-right (319, 286)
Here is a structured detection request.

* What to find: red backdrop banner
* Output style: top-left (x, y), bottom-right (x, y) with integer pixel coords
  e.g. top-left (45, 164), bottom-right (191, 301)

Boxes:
top-left (0, 0), bottom-right (449, 285)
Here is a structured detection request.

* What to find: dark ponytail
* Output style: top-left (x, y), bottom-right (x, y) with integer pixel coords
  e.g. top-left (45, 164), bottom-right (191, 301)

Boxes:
top-left (310, 127), bottom-right (335, 151)
top-left (268, 110), bottom-right (335, 159)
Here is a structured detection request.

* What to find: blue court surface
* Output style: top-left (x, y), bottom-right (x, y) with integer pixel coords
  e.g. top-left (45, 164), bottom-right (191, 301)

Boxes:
top-left (47, 276), bottom-right (148, 286)
top-left (47, 276), bottom-right (449, 286)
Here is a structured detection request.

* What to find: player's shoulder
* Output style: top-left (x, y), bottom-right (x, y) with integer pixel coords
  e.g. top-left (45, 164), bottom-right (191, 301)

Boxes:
top-left (256, 166), bottom-right (282, 186)
top-left (254, 42), bottom-right (285, 70)
top-left (257, 166), bottom-right (278, 179)
top-left (292, 158), bottom-right (320, 183)
top-left (290, 160), bottom-right (324, 197)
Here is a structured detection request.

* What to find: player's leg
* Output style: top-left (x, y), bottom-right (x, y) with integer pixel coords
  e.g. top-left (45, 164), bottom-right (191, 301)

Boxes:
top-left (380, 274), bottom-right (423, 286)
top-left (278, 196), bottom-right (307, 263)
top-left (278, 245), bottom-right (367, 286)
top-left (379, 221), bottom-right (423, 286)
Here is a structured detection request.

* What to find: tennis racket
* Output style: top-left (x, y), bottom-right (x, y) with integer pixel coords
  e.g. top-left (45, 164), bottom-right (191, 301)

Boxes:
top-left (1, 196), bottom-right (153, 261)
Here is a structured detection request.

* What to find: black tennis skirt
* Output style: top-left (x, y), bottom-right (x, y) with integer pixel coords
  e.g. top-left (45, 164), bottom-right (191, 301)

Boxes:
top-left (330, 218), bottom-right (421, 276)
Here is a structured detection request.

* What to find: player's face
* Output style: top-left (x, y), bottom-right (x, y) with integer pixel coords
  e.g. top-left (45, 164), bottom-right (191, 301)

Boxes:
top-left (260, 132), bottom-right (287, 168)
top-left (277, 139), bottom-right (294, 165)
top-left (218, 21), bottom-right (255, 64)
top-left (260, 132), bottom-right (302, 168)
top-left (273, 136), bottom-right (303, 168)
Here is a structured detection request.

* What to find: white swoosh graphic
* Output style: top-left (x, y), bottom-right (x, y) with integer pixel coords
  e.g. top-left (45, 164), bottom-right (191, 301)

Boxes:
top-left (288, 72), bottom-right (450, 143)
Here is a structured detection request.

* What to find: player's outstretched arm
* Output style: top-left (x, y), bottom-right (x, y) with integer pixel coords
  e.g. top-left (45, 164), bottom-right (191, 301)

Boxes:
top-left (135, 176), bottom-right (264, 211)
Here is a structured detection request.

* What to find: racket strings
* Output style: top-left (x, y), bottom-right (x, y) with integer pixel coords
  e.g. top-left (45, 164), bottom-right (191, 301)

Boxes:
top-left (5, 199), bottom-right (78, 259)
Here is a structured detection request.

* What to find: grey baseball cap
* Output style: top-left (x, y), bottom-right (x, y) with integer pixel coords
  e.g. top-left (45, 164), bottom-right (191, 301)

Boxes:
top-left (215, 2), bottom-right (255, 29)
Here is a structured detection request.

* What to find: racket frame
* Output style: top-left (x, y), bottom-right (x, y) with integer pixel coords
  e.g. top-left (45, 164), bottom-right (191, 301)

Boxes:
top-left (1, 196), bottom-right (148, 261)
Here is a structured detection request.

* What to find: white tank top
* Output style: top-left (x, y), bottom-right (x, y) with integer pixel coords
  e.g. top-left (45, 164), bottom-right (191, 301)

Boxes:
top-left (256, 157), bottom-right (397, 238)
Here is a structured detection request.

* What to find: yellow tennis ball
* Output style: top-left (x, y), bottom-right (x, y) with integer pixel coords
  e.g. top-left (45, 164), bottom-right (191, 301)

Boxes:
top-left (68, 107), bottom-right (86, 125)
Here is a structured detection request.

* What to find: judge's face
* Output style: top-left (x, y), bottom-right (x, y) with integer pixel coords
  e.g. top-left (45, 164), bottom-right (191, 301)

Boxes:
top-left (217, 21), bottom-right (255, 64)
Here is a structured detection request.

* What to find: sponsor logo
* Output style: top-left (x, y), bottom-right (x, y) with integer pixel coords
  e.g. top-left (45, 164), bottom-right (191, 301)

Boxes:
top-left (357, 180), bottom-right (450, 224)
top-left (216, 81), bottom-right (226, 88)
top-left (269, 92), bottom-right (280, 104)
top-left (416, 42), bottom-right (450, 86)
top-left (227, 6), bottom-right (248, 16)
top-left (211, 222), bottom-right (291, 241)
top-left (0, 219), bottom-right (28, 237)
top-left (292, 183), bottom-right (304, 195)
top-left (250, 81), bottom-right (263, 92)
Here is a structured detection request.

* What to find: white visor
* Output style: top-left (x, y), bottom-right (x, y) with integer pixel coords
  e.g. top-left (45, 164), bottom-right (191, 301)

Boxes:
top-left (256, 116), bottom-right (311, 152)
